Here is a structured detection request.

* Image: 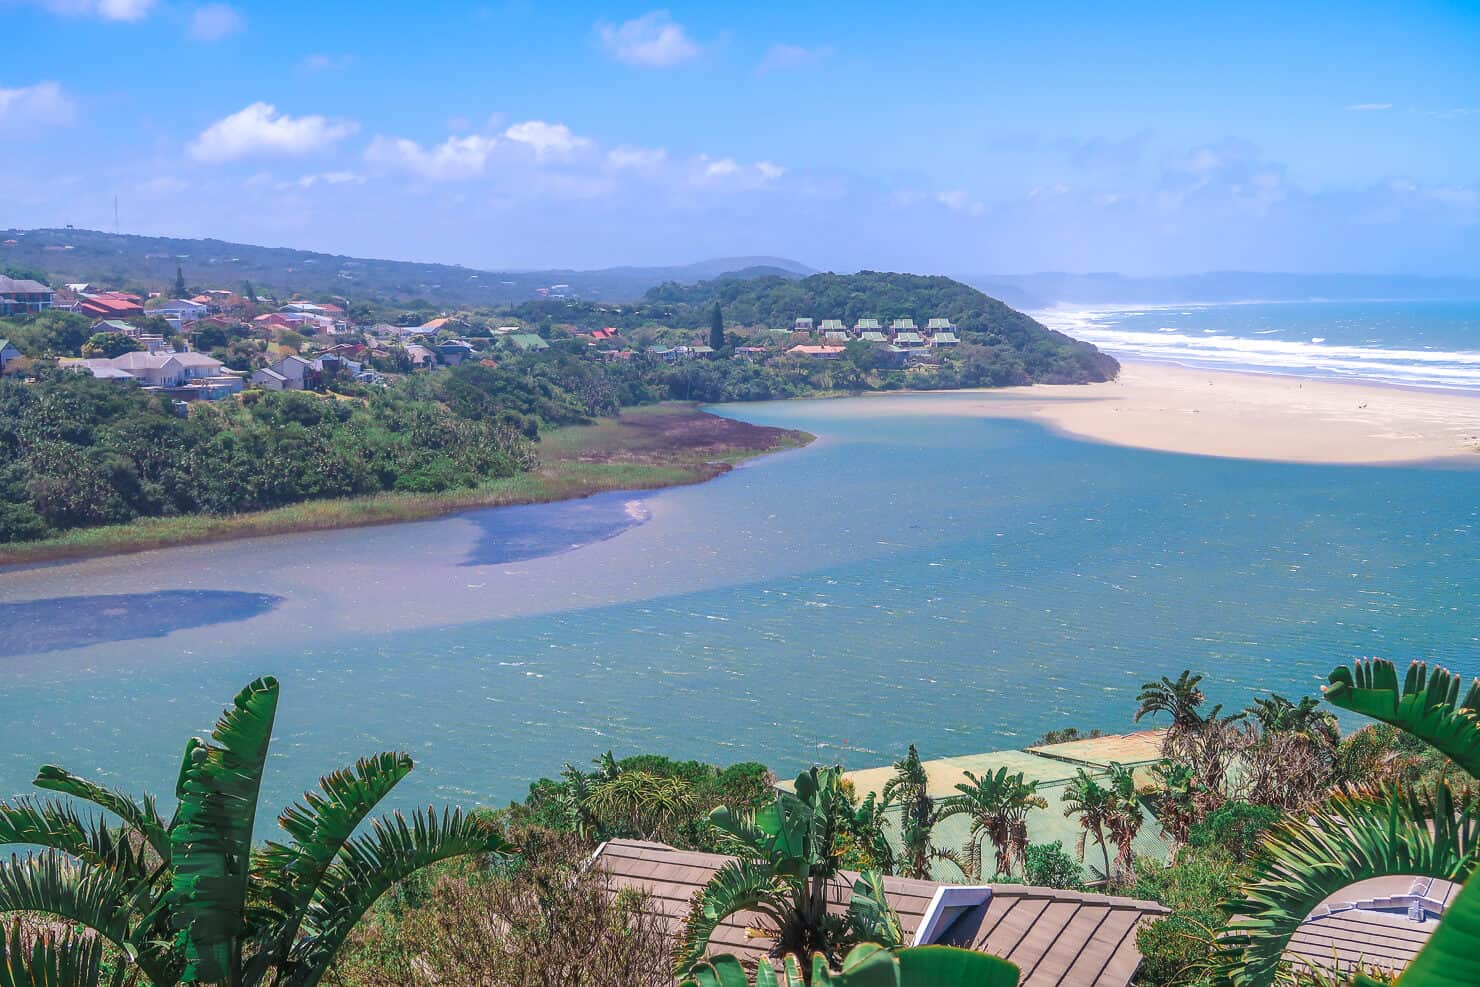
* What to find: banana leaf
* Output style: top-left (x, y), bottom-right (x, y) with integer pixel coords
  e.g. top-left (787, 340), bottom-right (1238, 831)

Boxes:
top-left (1325, 660), bottom-right (1480, 780)
top-left (168, 676), bottom-right (279, 984)
top-left (0, 918), bottom-right (122, 987)
top-left (681, 944), bottom-right (1020, 986)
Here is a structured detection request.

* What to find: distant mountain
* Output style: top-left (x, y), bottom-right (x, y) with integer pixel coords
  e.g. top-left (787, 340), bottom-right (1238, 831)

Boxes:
top-left (963, 271), bottom-right (1480, 308)
top-left (0, 228), bottom-right (813, 304)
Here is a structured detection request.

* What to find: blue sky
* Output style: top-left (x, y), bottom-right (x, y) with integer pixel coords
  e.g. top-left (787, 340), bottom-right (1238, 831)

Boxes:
top-left (4, 0), bottom-right (1478, 275)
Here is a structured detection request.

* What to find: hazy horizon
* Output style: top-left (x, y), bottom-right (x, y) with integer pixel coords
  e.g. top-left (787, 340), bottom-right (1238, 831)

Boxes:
top-left (6, 2), bottom-right (1479, 276)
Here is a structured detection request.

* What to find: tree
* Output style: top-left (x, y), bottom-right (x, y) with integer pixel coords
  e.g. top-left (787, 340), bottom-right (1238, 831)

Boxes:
top-left (676, 766), bottom-right (902, 976)
top-left (1101, 763), bottom-right (1144, 881)
top-left (243, 281), bottom-right (258, 303)
top-left (0, 676), bottom-right (511, 987)
top-left (81, 332), bottom-right (144, 358)
top-left (881, 746), bottom-right (951, 880)
top-left (174, 266), bottom-right (187, 298)
top-left (1217, 659), bottom-right (1480, 985)
top-left (1061, 770), bottom-right (1114, 882)
top-left (937, 768), bottom-right (1047, 880)
top-left (709, 302), bottom-right (725, 352)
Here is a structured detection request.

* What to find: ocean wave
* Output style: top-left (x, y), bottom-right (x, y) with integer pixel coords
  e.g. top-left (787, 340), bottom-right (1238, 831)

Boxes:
top-left (1037, 308), bottom-right (1480, 391)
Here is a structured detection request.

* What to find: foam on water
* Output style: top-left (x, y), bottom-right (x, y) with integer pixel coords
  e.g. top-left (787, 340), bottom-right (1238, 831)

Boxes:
top-left (1037, 300), bottom-right (1480, 391)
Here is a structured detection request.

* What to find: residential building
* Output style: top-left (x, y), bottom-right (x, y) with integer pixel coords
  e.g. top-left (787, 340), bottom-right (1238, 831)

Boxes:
top-left (251, 367), bottom-right (289, 391)
top-left (788, 344), bottom-right (845, 360)
top-left (927, 318), bottom-right (956, 334)
top-left (0, 339), bottom-right (22, 373)
top-left (594, 839), bottom-right (1167, 986)
top-left (436, 339), bottom-right (476, 365)
top-left (504, 334), bottom-right (550, 352)
top-left (819, 319), bottom-right (847, 334)
top-left (261, 354), bottom-right (323, 390)
top-left (156, 299), bottom-right (209, 324)
top-left (79, 295), bottom-right (144, 319)
top-left (860, 330), bottom-right (888, 343)
top-left (65, 351), bottom-right (238, 399)
top-left (794, 317), bottom-right (815, 332)
top-left (891, 318), bottom-right (918, 333)
top-left (0, 276), bottom-right (54, 315)
top-left (823, 331), bottom-right (850, 343)
top-left (854, 318), bottom-right (882, 333)
top-left (931, 332), bottom-right (961, 347)
top-left (893, 331), bottom-right (926, 348)
top-left (404, 343), bottom-right (438, 366)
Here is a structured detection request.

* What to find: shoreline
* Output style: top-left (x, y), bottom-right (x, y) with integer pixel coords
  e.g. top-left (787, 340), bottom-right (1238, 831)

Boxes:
top-left (0, 404), bottom-right (814, 569)
top-left (918, 361), bottom-right (1480, 466)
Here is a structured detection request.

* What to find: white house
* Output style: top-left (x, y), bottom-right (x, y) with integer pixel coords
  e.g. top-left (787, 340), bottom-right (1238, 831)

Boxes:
top-left (156, 299), bottom-right (209, 324)
top-left (251, 367), bottom-right (289, 391)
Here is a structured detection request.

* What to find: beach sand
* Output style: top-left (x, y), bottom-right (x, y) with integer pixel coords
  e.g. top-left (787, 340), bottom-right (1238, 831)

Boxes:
top-left (937, 362), bottom-right (1480, 465)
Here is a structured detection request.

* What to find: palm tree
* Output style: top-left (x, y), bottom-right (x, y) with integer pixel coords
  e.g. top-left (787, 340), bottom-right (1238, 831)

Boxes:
top-left (682, 942), bottom-right (1022, 986)
top-left (1217, 659), bottom-right (1480, 985)
top-left (937, 768), bottom-right (1047, 880)
top-left (1101, 763), bottom-right (1144, 880)
top-left (1247, 693), bottom-right (1339, 749)
top-left (1136, 670), bottom-right (1245, 800)
top-left (1061, 770), bottom-right (1113, 882)
top-left (1143, 759), bottom-right (1199, 848)
top-left (676, 766), bottom-right (902, 976)
top-left (880, 746), bottom-right (947, 880)
top-left (0, 677), bottom-right (511, 987)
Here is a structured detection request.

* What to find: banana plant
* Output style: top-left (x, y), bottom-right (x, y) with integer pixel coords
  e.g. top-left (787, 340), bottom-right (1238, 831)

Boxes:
top-left (0, 676), bottom-right (512, 987)
top-left (676, 767), bottom-right (905, 976)
top-left (1217, 660), bottom-right (1480, 986)
top-left (681, 942), bottom-right (1021, 986)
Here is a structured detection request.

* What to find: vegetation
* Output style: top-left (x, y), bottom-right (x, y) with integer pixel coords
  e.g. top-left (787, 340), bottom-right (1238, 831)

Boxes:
top-left (0, 677), bottom-right (510, 987)
top-left (937, 768), bottom-right (1047, 880)
top-left (682, 943), bottom-right (1020, 986)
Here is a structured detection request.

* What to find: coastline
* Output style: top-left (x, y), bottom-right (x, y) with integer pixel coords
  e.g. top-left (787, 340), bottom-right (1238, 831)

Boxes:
top-left (912, 361), bottom-right (1480, 466)
top-left (0, 404), bottom-right (813, 569)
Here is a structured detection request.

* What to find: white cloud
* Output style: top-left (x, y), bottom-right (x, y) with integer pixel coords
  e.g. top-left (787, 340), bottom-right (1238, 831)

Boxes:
top-left (607, 145), bottom-right (667, 172)
top-left (0, 81), bottom-right (76, 127)
top-left (597, 10), bottom-right (698, 68)
top-left (188, 3), bottom-right (244, 41)
top-left (365, 134), bottom-right (500, 180)
top-left (937, 188), bottom-right (985, 215)
top-left (503, 120), bottom-right (591, 159)
top-left (283, 171), bottom-right (366, 190)
top-left (1346, 102), bottom-right (1393, 112)
top-left (692, 155), bottom-right (784, 188)
top-left (33, 0), bottom-right (155, 21)
top-left (758, 43), bottom-right (833, 75)
top-left (188, 102), bottom-right (359, 162)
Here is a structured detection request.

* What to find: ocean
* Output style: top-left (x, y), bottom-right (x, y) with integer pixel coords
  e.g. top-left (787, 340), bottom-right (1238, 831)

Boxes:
top-left (1038, 299), bottom-right (1480, 392)
top-left (1, 301), bottom-right (1477, 816)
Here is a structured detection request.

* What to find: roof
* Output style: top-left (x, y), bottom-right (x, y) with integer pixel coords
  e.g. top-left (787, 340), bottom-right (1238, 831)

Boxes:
top-left (824, 331), bottom-right (850, 341)
top-left (419, 317), bottom-right (453, 330)
top-left (1284, 876), bottom-right (1456, 978)
top-left (789, 345), bottom-right (845, 356)
top-left (820, 319), bottom-right (847, 330)
top-left (80, 297), bottom-right (142, 314)
top-left (253, 368), bottom-right (288, 383)
top-left (506, 333), bottom-right (550, 350)
top-left (92, 319), bottom-right (135, 333)
top-left (0, 338), bottom-right (15, 353)
top-left (892, 318), bottom-right (918, 330)
top-left (171, 351), bottom-right (225, 368)
top-left (933, 332), bottom-right (961, 343)
top-left (894, 332), bottom-right (925, 343)
top-left (594, 840), bottom-right (1166, 986)
top-left (0, 276), bottom-right (52, 294)
top-left (927, 318), bottom-right (955, 330)
top-left (855, 318), bottom-right (882, 329)
top-left (861, 331), bottom-right (888, 342)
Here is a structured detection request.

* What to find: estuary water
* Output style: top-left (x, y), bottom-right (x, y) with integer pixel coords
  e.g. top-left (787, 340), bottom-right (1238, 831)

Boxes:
top-left (2, 391), bottom-right (1478, 816)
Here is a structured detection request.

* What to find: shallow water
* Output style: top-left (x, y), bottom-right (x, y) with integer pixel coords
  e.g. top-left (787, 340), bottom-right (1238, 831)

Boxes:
top-left (2, 395), bottom-right (1476, 817)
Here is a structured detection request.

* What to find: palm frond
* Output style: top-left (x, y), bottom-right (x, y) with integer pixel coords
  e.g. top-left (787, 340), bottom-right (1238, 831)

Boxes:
top-left (845, 869), bottom-right (903, 949)
top-left (0, 917), bottom-right (119, 987)
top-left (31, 769), bottom-right (169, 864)
top-left (675, 857), bottom-right (791, 976)
top-left (0, 853), bottom-right (136, 964)
top-left (168, 675), bottom-right (279, 985)
top-left (1325, 659), bottom-right (1480, 780)
top-left (285, 807), bottom-right (509, 987)
top-left (1217, 783), bottom-right (1480, 986)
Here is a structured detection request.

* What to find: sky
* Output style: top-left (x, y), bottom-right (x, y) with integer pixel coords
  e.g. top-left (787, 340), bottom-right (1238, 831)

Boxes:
top-left (3, 0), bottom-right (1479, 276)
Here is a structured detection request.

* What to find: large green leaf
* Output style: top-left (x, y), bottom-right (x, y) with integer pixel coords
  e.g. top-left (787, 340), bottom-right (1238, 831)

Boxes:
top-left (1325, 659), bottom-right (1480, 780)
top-left (168, 676), bottom-right (279, 985)
top-left (674, 857), bottom-right (791, 976)
top-left (283, 807), bottom-right (509, 987)
top-left (681, 944), bottom-right (1020, 986)
top-left (31, 769), bottom-right (170, 864)
top-left (1217, 783), bottom-right (1480, 986)
top-left (846, 871), bottom-right (904, 949)
top-left (0, 917), bottom-right (120, 987)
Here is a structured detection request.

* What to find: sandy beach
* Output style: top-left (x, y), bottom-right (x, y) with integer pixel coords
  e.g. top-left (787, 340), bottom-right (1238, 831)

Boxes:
top-left (941, 363), bottom-right (1480, 465)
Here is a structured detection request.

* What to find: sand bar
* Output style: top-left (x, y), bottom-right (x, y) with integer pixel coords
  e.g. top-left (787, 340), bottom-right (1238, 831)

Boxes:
top-left (928, 362), bottom-right (1480, 465)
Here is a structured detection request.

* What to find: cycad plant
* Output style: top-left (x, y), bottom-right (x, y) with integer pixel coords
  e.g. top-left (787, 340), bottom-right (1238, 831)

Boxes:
top-left (1218, 659), bottom-right (1480, 986)
top-left (676, 767), bottom-right (903, 976)
top-left (0, 676), bottom-right (511, 987)
top-left (936, 768), bottom-right (1047, 880)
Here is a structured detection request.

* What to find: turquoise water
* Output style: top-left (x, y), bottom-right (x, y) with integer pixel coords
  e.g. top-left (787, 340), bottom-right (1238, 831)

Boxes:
top-left (3, 392), bottom-right (1476, 817)
top-left (1041, 299), bottom-right (1480, 391)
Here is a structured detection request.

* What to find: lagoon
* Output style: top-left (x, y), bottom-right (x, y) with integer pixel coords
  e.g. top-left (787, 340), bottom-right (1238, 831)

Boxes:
top-left (2, 393), bottom-right (1477, 815)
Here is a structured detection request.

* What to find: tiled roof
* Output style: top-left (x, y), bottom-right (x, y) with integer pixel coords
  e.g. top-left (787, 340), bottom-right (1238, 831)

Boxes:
top-left (855, 318), bottom-right (882, 330)
top-left (0, 276), bottom-right (52, 294)
top-left (892, 318), bottom-right (917, 330)
top-left (927, 318), bottom-right (954, 330)
top-left (1283, 876), bottom-right (1456, 979)
top-left (594, 840), bottom-right (1165, 986)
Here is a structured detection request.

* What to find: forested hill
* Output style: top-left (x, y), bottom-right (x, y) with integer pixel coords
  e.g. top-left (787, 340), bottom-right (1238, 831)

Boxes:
top-left (641, 271), bottom-right (1120, 383)
top-left (0, 228), bottom-right (810, 304)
